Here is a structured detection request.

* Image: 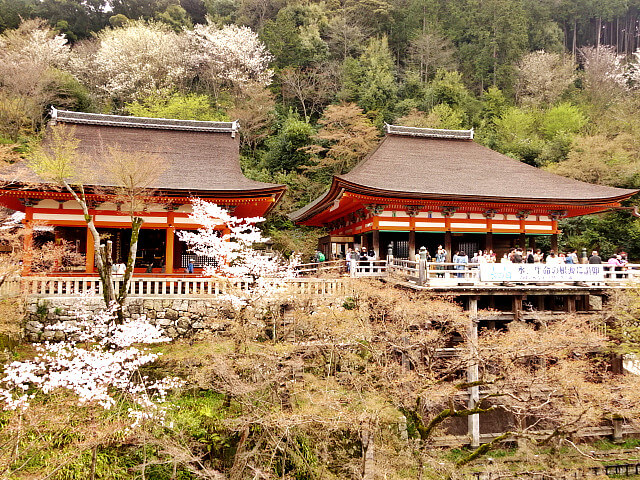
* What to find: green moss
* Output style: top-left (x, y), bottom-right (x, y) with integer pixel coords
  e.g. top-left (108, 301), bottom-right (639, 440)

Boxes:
top-left (593, 438), bottom-right (640, 450)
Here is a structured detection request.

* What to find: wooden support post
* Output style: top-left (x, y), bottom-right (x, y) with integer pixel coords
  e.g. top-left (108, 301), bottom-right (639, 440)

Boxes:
top-left (551, 233), bottom-right (558, 252)
top-left (85, 226), bottom-right (94, 274)
top-left (519, 232), bottom-right (526, 249)
top-left (408, 230), bottom-right (416, 261)
top-left (529, 235), bottom-right (536, 250)
top-left (467, 296), bottom-right (480, 449)
top-left (445, 231), bottom-right (452, 262)
top-left (566, 295), bottom-right (576, 313)
top-left (537, 296), bottom-right (545, 311)
top-left (165, 227), bottom-right (175, 274)
top-left (584, 295), bottom-right (590, 312)
top-left (372, 230), bottom-right (380, 259)
top-left (22, 221), bottom-right (33, 275)
top-left (485, 232), bottom-right (493, 253)
top-left (612, 417), bottom-right (624, 443)
top-left (513, 295), bottom-right (523, 321)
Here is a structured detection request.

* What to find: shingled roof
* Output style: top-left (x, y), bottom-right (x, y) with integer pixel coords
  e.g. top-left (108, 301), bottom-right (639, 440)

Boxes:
top-left (0, 109), bottom-right (285, 198)
top-left (291, 124), bottom-right (637, 222)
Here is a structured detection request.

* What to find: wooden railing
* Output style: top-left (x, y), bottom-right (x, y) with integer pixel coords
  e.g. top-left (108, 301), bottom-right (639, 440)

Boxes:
top-left (294, 260), bottom-right (346, 276)
top-left (352, 260), bottom-right (388, 277)
top-left (295, 259), bottom-right (389, 278)
top-left (0, 277), bottom-right (22, 299)
top-left (19, 276), bottom-right (351, 298)
top-left (13, 260), bottom-right (640, 298)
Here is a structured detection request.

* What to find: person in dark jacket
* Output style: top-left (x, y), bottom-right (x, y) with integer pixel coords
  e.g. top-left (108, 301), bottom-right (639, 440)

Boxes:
top-left (526, 249), bottom-right (535, 263)
top-left (588, 251), bottom-right (602, 264)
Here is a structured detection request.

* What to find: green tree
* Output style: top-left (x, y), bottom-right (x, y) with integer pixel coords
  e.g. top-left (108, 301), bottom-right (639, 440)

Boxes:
top-left (342, 36), bottom-right (397, 121)
top-left (262, 112), bottom-right (315, 172)
top-left (396, 104), bottom-right (466, 129)
top-left (426, 69), bottom-right (471, 108)
top-left (539, 102), bottom-right (586, 139)
top-left (547, 133), bottom-right (640, 187)
top-left (155, 4), bottom-right (192, 31)
top-left (126, 92), bottom-right (228, 120)
top-left (492, 107), bottom-right (543, 164)
top-left (0, 0), bottom-right (35, 33)
top-left (261, 3), bottom-right (328, 68)
top-left (34, 0), bottom-right (109, 40)
top-left (110, 0), bottom-right (176, 21)
top-left (344, 0), bottom-right (395, 37)
top-left (445, 0), bottom-right (529, 91)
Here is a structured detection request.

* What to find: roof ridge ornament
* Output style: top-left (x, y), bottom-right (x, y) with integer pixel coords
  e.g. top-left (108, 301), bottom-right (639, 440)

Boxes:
top-left (384, 123), bottom-right (474, 140)
top-left (52, 109), bottom-right (239, 134)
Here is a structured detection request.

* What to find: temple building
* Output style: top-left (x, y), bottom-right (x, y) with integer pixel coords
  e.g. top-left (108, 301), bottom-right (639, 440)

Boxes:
top-left (0, 109), bottom-right (285, 274)
top-left (290, 125), bottom-right (638, 261)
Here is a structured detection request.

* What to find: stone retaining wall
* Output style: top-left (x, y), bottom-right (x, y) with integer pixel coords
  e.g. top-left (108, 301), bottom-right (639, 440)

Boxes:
top-left (24, 297), bottom-right (240, 342)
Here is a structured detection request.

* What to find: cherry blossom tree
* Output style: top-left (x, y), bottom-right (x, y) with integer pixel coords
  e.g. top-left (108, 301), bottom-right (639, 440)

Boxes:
top-left (0, 19), bottom-right (71, 139)
top-left (579, 46), bottom-right (627, 108)
top-left (70, 20), bottom-right (188, 105)
top-left (626, 49), bottom-right (640, 89)
top-left (0, 302), bottom-right (182, 422)
top-left (515, 50), bottom-right (576, 106)
top-left (186, 21), bottom-right (273, 98)
top-left (177, 198), bottom-right (295, 281)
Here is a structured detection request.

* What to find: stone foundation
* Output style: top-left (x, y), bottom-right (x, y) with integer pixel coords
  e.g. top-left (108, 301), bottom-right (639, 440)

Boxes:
top-left (23, 297), bottom-right (239, 342)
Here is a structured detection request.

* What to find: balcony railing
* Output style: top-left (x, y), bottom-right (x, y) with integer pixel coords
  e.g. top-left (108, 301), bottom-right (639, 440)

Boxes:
top-left (13, 276), bottom-right (350, 298)
top-left (387, 258), bottom-right (640, 287)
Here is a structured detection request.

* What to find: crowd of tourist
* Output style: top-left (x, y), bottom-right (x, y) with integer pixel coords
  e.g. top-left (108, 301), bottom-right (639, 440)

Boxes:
top-left (417, 247), bottom-right (630, 266)
top-left (315, 245), bottom-right (631, 275)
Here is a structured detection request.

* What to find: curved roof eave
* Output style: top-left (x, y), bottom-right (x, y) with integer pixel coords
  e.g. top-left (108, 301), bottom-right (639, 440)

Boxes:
top-left (290, 176), bottom-right (638, 224)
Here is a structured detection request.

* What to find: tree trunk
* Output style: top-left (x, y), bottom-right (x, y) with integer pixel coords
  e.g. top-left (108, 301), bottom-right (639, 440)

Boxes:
top-left (572, 19), bottom-right (577, 59)
top-left (116, 216), bottom-right (144, 323)
top-left (61, 182), bottom-right (144, 322)
top-left (596, 17), bottom-right (601, 51)
top-left (62, 182), bottom-right (117, 309)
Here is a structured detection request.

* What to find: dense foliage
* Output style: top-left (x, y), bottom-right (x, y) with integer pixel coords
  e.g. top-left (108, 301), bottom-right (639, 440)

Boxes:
top-left (3, 1), bottom-right (640, 256)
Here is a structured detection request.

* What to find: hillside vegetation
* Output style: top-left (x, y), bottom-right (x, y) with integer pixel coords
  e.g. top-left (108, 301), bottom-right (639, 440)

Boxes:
top-left (2, 283), bottom-right (640, 479)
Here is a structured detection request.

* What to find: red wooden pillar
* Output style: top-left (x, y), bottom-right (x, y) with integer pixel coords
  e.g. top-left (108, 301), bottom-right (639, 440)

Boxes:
top-left (22, 215), bottom-right (33, 275)
top-left (166, 211), bottom-right (175, 274)
top-left (85, 226), bottom-right (94, 273)
top-left (165, 227), bottom-right (175, 274)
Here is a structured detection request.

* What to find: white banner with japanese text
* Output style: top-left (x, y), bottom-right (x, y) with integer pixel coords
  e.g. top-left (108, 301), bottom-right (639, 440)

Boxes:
top-left (479, 263), bottom-right (604, 283)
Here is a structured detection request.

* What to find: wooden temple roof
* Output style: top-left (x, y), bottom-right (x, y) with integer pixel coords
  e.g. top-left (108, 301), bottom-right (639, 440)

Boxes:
top-left (0, 109), bottom-right (285, 200)
top-left (290, 124), bottom-right (637, 223)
